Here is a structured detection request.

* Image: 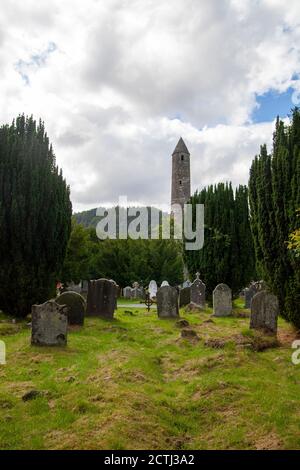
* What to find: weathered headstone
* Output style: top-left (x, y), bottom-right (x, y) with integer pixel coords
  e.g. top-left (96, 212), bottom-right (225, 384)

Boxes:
top-left (149, 280), bottom-right (158, 299)
top-left (31, 300), bottom-right (68, 346)
top-left (213, 283), bottom-right (232, 317)
top-left (135, 287), bottom-right (145, 299)
top-left (131, 288), bottom-right (136, 298)
top-left (131, 286), bottom-right (144, 299)
top-left (109, 279), bottom-right (119, 310)
top-left (123, 286), bottom-right (132, 299)
top-left (139, 287), bottom-right (145, 299)
top-left (157, 286), bottom-right (179, 318)
top-left (182, 280), bottom-right (192, 288)
top-left (56, 291), bottom-right (86, 326)
top-left (86, 279), bottom-right (117, 319)
top-left (0, 340), bottom-right (6, 364)
top-left (81, 280), bottom-right (88, 294)
top-left (239, 288), bottom-right (245, 298)
top-left (250, 290), bottom-right (279, 334)
top-left (65, 282), bottom-right (81, 294)
top-left (244, 285), bottom-right (257, 308)
top-left (190, 273), bottom-right (206, 308)
top-left (161, 280), bottom-right (169, 287)
top-left (179, 286), bottom-right (191, 307)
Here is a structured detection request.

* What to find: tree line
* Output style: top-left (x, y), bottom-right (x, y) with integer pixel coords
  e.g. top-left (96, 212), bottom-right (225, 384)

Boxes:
top-left (0, 113), bottom-right (299, 327)
top-left (61, 220), bottom-right (184, 288)
top-left (184, 183), bottom-right (255, 296)
top-left (249, 109), bottom-right (300, 327)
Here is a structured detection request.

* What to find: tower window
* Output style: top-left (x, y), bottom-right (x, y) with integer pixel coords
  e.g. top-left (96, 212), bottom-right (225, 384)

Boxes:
top-left (181, 155), bottom-right (184, 161)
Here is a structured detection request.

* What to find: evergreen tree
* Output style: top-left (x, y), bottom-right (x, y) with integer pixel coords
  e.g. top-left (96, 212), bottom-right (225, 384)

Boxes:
top-left (249, 109), bottom-right (300, 327)
top-left (184, 183), bottom-right (255, 296)
top-left (0, 115), bottom-right (72, 317)
top-left (60, 220), bottom-right (90, 284)
top-left (85, 236), bottom-right (184, 287)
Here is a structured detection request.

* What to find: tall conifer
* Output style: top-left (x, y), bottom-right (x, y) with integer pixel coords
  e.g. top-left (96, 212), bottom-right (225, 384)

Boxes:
top-left (184, 183), bottom-right (255, 295)
top-left (249, 109), bottom-right (300, 326)
top-left (0, 115), bottom-right (72, 317)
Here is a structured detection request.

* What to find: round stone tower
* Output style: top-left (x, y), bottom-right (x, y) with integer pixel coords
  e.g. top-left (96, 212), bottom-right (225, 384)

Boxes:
top-left (171, 137), bottom-right (191, 208)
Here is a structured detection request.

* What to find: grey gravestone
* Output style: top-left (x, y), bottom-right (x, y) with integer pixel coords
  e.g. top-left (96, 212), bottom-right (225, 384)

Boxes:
top-left (244, 286), bottom-right (256, 308)
top-left (250, 290), bottom-right (279, 334)
top-left (239, 288), bottom-right (245, 298)
top-left (131, 287), bottom-right (141, 299)
top-left (31, 300), bottom-right (68, 346)
top-left (179, 286), bottom-right (191, 307)
top-left (149, 280), bottom-right (157, 299)
top-left (132, 287), bottom-right (144, 299)
top-left (190, 273), bottom-right (206, 308)
top-left (157, 286), bottom-right (179, 318)
top-left (123, 286), bottom-right (132, 299)
top-left (56, 291), bottom-right (86, 326)
top-left (109, 279), bottom-right (119, 310)
top-left (161, 281), bottom-right (169, 287)
top-left (86, 279), bottom-right (117, 319)
top-left (139, 287), bottom-right (145, 299)
top-left (65, 282), bottom-right (81, 294)
top-left (81, 280), bottom-right (88, 294)
top-left (182, 280), bottom-right (192, 288)
top-left (213, 283), bottom-right (232, 317)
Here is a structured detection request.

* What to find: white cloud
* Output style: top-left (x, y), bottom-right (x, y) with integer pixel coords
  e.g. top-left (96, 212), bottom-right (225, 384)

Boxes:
top-left (0, 0), bottom-right (300, 211)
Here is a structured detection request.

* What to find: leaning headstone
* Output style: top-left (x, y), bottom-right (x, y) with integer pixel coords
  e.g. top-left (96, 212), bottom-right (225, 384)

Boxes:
top-left (213, 284), bottom-right (232, 317)
top-left (56, 291), bottom-right (86, 326)
top-left (149, 280), bottom-right (158, 299)
top-left (161, 281), bottom-right (169, 287)
top-left (157, 286), bottom-right (179, 318)
top-left (250, 290), bottom-right (279, 334)
top-left (179, 286), bottom-right (191, 307)
top-left (190, 273), bottom-right (206, 308)
top-left (86, 279), bottom-right (117, 319)
top-left (31, 300), bottom-right (68, 346)
top-left (123, 286), bottom-right (132, 299)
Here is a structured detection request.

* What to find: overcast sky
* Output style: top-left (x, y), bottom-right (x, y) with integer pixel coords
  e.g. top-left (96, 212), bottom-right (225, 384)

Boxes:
top-left (1, 0), bottom-right (300, 212)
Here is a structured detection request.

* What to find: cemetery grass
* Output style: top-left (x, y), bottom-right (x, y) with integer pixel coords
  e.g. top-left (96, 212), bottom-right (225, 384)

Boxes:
top-left (0, 301), bottom-right (300, 450)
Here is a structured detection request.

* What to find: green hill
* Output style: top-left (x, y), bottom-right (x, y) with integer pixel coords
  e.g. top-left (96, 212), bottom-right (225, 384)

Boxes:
top-left (73, 206), bottom-right (167, 230)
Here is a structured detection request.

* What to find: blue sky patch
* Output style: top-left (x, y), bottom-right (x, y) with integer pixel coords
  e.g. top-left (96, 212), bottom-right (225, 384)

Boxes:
top-left (15, 42), bottom-right (57, 85)
top-left (252, 88), bottom-right (295, 123)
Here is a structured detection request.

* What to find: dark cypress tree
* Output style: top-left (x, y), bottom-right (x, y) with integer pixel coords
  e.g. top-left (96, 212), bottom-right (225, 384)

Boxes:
top-left (249, 109), bottom-right (300, 327)
top-left (0, 115), bottom-right (72, 317)
top-left (184, 182), bottom-right (255, 296)
top-left (234, 185), bottom-right (256, 289)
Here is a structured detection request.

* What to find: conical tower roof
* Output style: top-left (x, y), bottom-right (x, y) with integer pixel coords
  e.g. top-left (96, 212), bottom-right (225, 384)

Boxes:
top-left (172, 137), bottom-right (190, 155)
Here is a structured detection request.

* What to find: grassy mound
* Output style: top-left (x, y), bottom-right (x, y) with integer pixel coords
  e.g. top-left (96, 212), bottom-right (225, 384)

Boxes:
top-left (0, 301), bottom-right (299, 450)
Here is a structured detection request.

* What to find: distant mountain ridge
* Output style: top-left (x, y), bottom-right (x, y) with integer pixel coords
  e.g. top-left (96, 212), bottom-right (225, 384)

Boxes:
top-left (73, 208), bottom-right (100, 228)
top-left (73, 206), bottom-right (168, 230)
